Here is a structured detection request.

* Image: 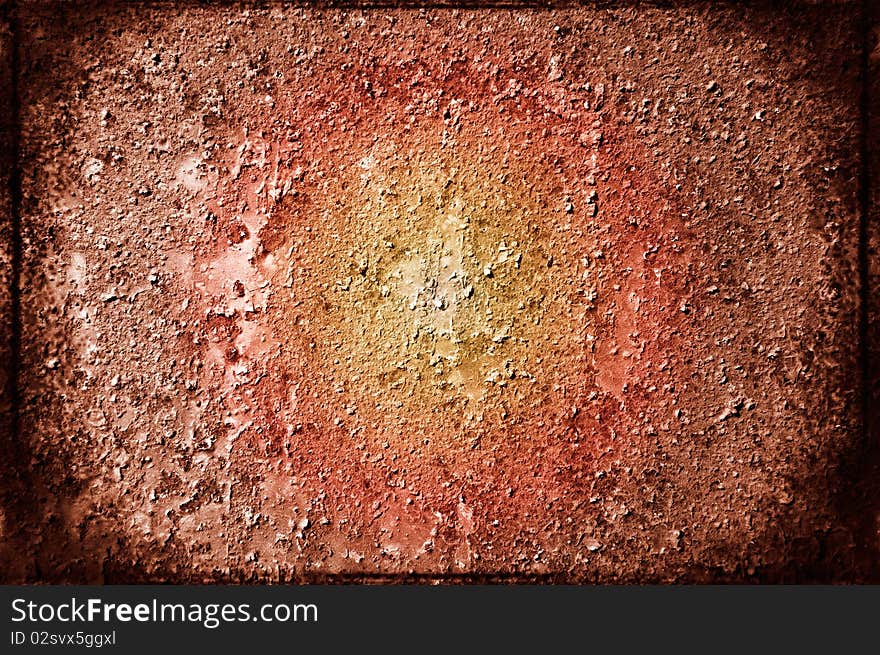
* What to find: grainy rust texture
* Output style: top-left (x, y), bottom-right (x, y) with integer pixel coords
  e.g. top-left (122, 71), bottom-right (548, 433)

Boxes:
top-left (0, 0), bottom-right (19, 579)
top-left (861, 0), bottom-right (880, 582)
top-left (0, 1), bottom-right (874, 583)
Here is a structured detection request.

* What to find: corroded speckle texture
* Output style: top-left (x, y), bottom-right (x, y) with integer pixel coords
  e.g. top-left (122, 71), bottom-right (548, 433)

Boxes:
top-left (2, 2), bottom-right (870, 582)
top-left (860, 0), bottom-right (880, 581)
top-left (0, 1), bottom-right (18, 579)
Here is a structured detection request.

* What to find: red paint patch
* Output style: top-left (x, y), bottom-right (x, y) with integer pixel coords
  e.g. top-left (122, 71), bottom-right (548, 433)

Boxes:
top-left (190, 26), bottom-right (691, 573)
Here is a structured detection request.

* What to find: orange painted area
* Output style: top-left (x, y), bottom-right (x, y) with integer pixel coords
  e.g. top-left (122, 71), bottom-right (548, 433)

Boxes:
top-left (191, 41), bottom-right (691, 572)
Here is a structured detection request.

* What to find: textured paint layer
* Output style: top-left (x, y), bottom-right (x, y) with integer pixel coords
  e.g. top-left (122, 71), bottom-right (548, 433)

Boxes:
top-left (192, 16), bottom-right (691, 571)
